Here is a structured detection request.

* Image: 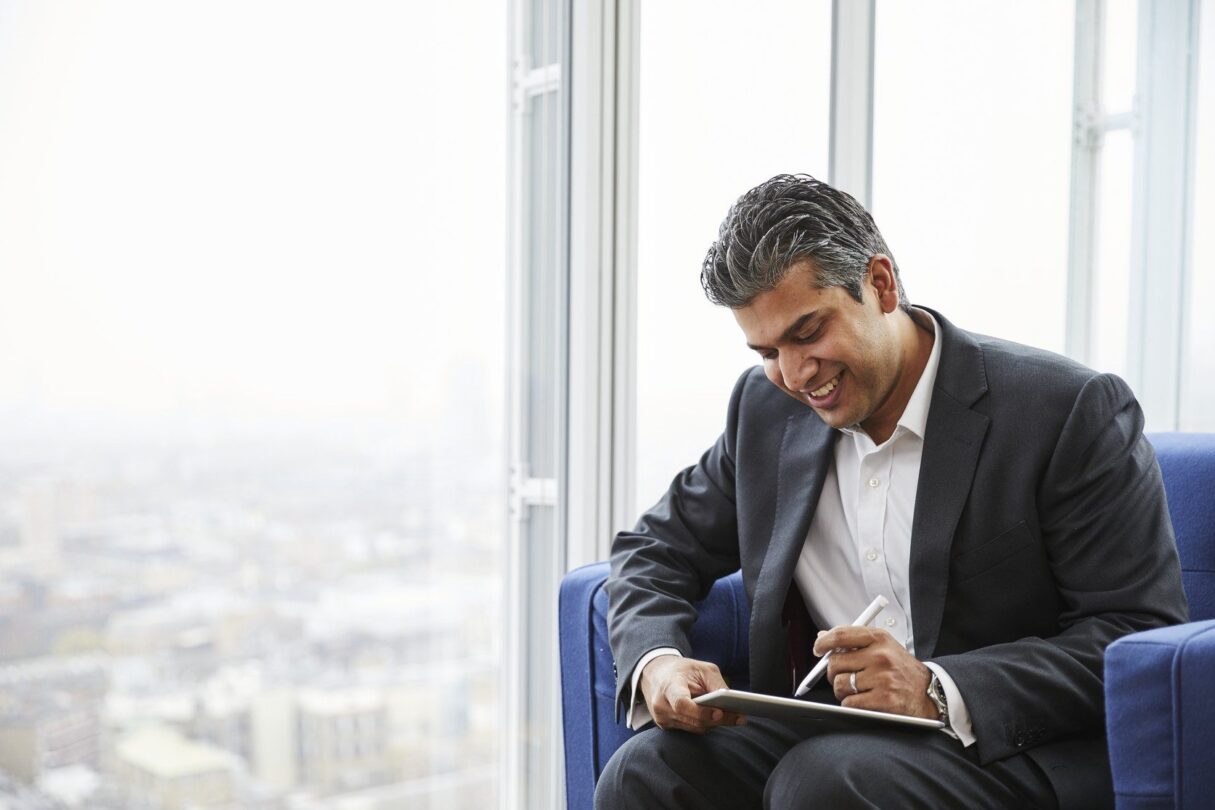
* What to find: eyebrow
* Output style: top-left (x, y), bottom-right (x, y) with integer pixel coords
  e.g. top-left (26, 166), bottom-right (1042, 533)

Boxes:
top-left (746, 310), bottom-right (821, 351)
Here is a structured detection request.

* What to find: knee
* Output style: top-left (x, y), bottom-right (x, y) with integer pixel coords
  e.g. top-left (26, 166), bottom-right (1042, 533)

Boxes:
top-left (764, 733), bottom-right (900, 809)
top-left (764, 736), bottom-right (844, 808)
top-left (594, 732), bottom-right (658, 810)
top-left (593, 743), bottom-right (631, 810)
top-left (596, 728), bottom-right (732, 810)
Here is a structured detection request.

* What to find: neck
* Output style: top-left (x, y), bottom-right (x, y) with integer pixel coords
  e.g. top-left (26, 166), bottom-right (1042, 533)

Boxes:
top-left (861, 309), bottom-right (935, 444)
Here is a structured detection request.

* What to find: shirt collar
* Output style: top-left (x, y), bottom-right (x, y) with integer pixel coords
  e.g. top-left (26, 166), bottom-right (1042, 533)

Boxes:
top-left (893, 308), bottom-right (940, 440)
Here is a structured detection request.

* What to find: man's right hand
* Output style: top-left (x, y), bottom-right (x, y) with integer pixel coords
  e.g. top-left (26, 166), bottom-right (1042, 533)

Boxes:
top-left (639, 655), bottom-right (747, 733)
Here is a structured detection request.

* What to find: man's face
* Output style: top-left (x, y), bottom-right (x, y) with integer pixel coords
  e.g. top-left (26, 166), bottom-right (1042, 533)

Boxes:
top-left (733, 258), bottom-right (907, 436)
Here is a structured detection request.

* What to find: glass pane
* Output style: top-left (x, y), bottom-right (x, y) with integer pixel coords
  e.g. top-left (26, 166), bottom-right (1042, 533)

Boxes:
top-left (0, 3), bottom-right (506, 808)
top-left (1102, 0), bottom-right (1139, 114)
top-left (529, 0), bottom-right (561, 69)
top-left (635, 0), bottom-right (832, 515)
top-left (872, 0), bottom-right (1074, 355)
top-left (521, 503), bottom-right (557, 808)
top-left (1091, 129), bottom-right (1135, 378)
top-left (524, 88), bottom-right (563, 480)
top-left (1180, 2), bottom-right (1215, 430)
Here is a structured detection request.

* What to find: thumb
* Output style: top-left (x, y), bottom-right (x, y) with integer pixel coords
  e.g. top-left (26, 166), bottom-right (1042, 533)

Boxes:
top-left (664, 676), bottom-right (692, 707)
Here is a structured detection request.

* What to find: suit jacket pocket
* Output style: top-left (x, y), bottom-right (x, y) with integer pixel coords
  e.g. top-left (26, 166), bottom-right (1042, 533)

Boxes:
top-left (953, 520), bottom-right (1034, 581)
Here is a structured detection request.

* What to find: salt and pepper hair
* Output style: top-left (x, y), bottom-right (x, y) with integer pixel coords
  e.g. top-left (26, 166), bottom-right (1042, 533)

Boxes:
top-left (700, 173), bottom-right (909, 312)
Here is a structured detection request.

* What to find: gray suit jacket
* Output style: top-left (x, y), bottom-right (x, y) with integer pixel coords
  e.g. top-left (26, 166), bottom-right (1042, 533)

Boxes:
top-left (607, 309), bottom-right (1188, 806)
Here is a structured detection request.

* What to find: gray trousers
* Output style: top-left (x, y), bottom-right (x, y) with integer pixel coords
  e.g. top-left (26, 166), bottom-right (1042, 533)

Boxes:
top-left (594, 716), bottom-right (1059, 810)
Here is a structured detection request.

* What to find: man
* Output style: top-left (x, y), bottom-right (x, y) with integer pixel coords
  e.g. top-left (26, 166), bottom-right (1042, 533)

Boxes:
top-left (597, 175), bottom-right (1187, 809)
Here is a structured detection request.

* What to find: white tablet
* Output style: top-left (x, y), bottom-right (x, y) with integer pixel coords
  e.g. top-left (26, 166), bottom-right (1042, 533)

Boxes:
top-left (693, 688), bottom-right (945, 729)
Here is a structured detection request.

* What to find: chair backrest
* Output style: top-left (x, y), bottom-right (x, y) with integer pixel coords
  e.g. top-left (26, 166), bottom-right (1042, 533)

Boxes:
top-left (1149, 432), bottom-right (1215, 621)
top-left (558, 562), bottom-right (750, 810)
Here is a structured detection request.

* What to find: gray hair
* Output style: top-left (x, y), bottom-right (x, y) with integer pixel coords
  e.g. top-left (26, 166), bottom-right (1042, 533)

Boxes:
top-left (700, 173), bottom-right (908, 311)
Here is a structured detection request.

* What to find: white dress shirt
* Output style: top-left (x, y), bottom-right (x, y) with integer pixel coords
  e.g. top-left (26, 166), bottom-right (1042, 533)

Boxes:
top-left (629, 311), bottom-right (975, 747)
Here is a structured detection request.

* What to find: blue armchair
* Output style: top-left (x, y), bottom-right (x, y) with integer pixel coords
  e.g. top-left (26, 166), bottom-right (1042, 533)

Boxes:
top-left (557, 563), bottom-right (750, 810)
top-left (558, 433), bottom-right (1215, 810)
top-left (1104, 433), bottom-right (1215, 809)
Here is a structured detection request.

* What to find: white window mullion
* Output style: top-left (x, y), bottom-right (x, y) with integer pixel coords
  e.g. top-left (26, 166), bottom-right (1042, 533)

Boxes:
top-left (611, 0), bottom-right (641, 559)
top-left (505, 0), bottom-right (569, 806)
top-left (1066, 0), bottom-right (1103, 365)
top-left (1125, 0), bottom-right (1201, 430)
top-left (829, 0), bottom-right (875, 208)
top-left (567, 0), bottom-right (638, 570)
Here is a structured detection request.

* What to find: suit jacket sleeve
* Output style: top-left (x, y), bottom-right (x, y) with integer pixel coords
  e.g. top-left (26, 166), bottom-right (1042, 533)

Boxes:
top-left (605, 370), bottom-right (752, 714)
top-left (930, 373), bottom-right (1188, 764)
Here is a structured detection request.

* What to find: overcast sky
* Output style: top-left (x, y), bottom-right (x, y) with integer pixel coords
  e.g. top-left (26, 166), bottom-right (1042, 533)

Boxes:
top-left (1, 0), bottom-right (1211, 460)
top-left (0, 1), bottom-right (506, 441)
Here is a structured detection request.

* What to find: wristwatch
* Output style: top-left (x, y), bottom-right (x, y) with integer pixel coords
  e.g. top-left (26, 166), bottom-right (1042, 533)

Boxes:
top-left (926, 672), bottom-right (950, 726)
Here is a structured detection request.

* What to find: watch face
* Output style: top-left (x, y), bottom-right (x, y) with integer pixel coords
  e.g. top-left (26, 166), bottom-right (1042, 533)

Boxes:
top-left (928, 676), bottom-right (948, 721)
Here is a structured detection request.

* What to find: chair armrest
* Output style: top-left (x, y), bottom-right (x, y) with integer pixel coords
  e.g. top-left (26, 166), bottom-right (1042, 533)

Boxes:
top-left (1105, 619), bottom-right (1215, 810)
top-left (559, 561), bottom-right (750, 810)
top-left (559, 562), bottom-right (615, 810)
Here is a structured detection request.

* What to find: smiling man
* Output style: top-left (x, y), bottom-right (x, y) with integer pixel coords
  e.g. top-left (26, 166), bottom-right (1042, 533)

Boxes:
top-left (597, 175), bottom-right (1187, 809)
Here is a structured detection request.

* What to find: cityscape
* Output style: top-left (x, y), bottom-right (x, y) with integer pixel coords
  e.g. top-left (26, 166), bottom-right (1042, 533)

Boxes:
top-left (0, 2), bottom-right (512, 808)
top-left (0, 402), bottom-right (505, 809)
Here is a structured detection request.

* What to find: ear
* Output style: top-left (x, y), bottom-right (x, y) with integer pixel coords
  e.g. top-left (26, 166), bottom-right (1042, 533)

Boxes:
top-left (866, 256), bottom-right (899, 314)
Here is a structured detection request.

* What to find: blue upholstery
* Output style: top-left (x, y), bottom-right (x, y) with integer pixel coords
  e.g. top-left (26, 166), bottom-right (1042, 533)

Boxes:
top-left (558, 433), bottom-right (1215, 810)
top-left (558, 564), bottom-right (749, 810)
top-left (1105, 622), bottom-right (1215, 810)
top-left (1144, 433), bottom-right (1215, 623)
top-left (1105, 433), bottom-right (1215, 810)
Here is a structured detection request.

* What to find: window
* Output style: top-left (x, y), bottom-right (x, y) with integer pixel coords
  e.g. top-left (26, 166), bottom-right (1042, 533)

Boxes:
top-left (871, 0), bottom-right (1075, 354)
top-left (1181, 1), bottom-right (1215, 431)
top-left (634, 0), bottom-right (832, 515)
top-left (505, 0), bottom-right (568, 807)
top-left (0, 2), bottom-right (506, 807)
top-left (1077, 0), bottom-right (1139, 380)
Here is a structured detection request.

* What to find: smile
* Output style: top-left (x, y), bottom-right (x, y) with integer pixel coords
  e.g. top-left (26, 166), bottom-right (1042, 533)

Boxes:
top-left (810, 375), bottom-right (840, 399)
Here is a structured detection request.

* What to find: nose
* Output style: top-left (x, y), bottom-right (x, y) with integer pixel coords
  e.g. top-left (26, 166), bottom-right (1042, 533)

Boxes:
top-left (778, 349), bottom-right (818, 393)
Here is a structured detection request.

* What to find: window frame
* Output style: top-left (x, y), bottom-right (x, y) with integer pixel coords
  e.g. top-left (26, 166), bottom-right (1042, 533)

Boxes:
top-left (1067, 0), bottom-right (1201, 430)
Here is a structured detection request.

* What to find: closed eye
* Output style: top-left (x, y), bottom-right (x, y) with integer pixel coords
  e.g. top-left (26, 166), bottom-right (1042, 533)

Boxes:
top-left (795, 325), bottom-right (824, 344)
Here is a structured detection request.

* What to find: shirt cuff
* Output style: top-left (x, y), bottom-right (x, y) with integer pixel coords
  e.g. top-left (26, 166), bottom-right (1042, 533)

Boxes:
top-left (626, 648), bottom-right (683, 730)
top-left (924, 661), bottom-right (976, 747)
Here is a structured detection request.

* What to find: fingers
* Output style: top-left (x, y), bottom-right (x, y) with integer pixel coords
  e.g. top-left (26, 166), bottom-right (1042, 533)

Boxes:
top-left (655, 695), bottom-right (743, 733)
top-left (813, 626), bottom-right (888, 657)
top-left (644, 659), bottom-right (747, 733)
top-left (824, 648), bottom-right (867, 683)
top-left (830, 668), bottom-right (872, 701)
top-left (661, 693), bottom-right (745, 733)
top-left (820, 646), bottom-right (936, 719)
top-left (812, 627), bottom-right (933, 712)
top-left (839, 689), bottom-right (892, 712)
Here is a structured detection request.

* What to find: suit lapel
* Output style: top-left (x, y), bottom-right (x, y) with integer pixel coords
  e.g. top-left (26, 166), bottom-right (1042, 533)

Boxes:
top-left (749, 411), bottom-right (835, 690)
top-left (909, 311), bottom-right (990, 658)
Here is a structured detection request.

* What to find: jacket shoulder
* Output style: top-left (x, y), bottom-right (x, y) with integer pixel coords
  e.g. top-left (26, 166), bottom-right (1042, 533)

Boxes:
top-left (729, 365), bottom-right (813, 423)
top-left (971, 332), bottom-right (1100, 394)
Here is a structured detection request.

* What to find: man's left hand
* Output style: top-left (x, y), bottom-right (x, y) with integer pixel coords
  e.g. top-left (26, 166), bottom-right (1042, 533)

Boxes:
top-left (814, 626), bottom-right (937, 720)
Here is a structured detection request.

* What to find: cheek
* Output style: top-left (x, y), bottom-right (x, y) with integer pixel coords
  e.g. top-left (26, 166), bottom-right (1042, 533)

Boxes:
top-left (763, 361), bottom-right (785, 389)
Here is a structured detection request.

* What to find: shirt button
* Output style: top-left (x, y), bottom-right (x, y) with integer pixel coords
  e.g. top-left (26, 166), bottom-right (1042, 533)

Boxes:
top-left (885, 617), bottom-right (897, 627)
top-left (866, 549), bottom-right (878, 561)
top-left (868, 478), bottom-right (880, 488)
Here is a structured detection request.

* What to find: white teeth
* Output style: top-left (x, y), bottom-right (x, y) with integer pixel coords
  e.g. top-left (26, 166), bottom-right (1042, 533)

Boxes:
top-left (811, 376), bottom-right (839, 398)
